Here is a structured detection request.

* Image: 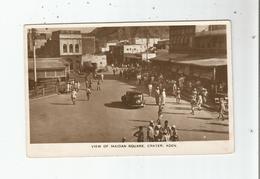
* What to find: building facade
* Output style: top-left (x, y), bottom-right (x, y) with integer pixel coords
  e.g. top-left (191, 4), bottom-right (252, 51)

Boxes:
top-left (169, 26), bottom-right (196, 54)
top-left (123, 44), bottom-right (147, 54)
top-left (82, 35), bottom-right (96, 55)
top-left (193, 26), bottom-right (227, 56)
top-left (133, 37), bottom-right (160, 48)
top-left (107, 45), bottom-right (124, 65)
top-left (81, 54), bottom-right (107, 70)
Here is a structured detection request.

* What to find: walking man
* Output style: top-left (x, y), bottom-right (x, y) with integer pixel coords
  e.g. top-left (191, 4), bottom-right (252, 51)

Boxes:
top-left (155, 87), bottom-right (160, 105)
top-left (201, 88), bottom-right (208, 104)
top-left (147, 121), bottom-right (155, 142)
top-left (176, 87), bottom-right (181, 104)
top-left (86, 87), bottom-right (91, 101)
top-left (148, 83), bottom-right (153, 96)
top-left (96, 79), bottom-right (101, 91)
top-left (197, 94), bottom-right (203, 111)
top-left (190, 94), bottom-right (197, 115)
top-left (85, 80), bottom-right (89, 90)
top-left (161, 88), bottom-right (166, 106)
top-left (71, 88), bottom-right (77, 105)
top-left (218, 98), bottom-right (226, 120)
top-left (101, 73), bottom-right (104, 82)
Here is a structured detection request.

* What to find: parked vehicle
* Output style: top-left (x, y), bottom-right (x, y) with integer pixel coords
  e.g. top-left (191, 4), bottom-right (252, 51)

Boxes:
top-left (121, 91), bottom-right (145, 108)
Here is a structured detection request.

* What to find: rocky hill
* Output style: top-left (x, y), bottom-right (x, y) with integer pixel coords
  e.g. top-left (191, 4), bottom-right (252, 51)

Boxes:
top-left (87, 26), bottom-right (169, 45)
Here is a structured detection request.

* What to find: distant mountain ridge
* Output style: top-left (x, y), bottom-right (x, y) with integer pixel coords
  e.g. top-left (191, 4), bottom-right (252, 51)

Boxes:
top-left (87, 26), bottom-right (169, 45)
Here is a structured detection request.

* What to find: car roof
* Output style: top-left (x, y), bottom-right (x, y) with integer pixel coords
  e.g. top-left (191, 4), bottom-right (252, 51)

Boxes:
top-left (126, 91), bottom-right (142, 94)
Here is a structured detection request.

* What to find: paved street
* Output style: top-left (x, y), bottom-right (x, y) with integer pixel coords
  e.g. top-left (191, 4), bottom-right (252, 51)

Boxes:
top-left (30, 71), bottom-right (229, 143)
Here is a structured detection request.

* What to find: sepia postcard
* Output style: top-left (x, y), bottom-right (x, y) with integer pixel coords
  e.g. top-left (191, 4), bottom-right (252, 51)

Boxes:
top-left (25, 21), bottom-right (234, 157)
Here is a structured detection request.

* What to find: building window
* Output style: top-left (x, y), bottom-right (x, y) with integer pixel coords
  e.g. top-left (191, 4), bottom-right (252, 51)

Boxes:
top-left (75, 44), bottom-right (79, 53)
top-left (69, 44), bottom-right (73, 53)
top-left (63, 44), bottom-right (67, 53)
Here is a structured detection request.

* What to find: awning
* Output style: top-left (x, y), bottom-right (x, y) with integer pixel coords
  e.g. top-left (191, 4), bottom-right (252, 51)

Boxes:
top-left (28, 58), bottom-right (67, 70)
top-left (172, 58), bottom-right (227, 67)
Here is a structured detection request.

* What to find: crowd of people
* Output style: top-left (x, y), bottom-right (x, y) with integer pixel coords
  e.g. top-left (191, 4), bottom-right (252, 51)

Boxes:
top-left (133, 120), bottom-right (179, 142)
top-left (66, 73), bottom-right (104, 105)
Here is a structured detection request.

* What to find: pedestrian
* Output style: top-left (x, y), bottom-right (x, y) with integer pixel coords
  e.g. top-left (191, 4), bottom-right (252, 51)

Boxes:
top-left (96, 79), bottom-right (101, 91)
top-left (172, 81), bottom-right (177, 96)
top-left (88, 79), bottom-right (92, 89)
top-left (147, 121), bottom-right (155, 142)
top-left (176, 87), bottom-right (181, 104)
top-left (161, 88), bottom-right (166, 105)
top-left (148, 83), bottom-right (153, 96)
top-left (136, 73), bottom-right (141, 85)
top-left (113, 68), bottom-right (116, 76)
top-left (133, 126), bottom-right (144, 142)
top-left (190, 94), bottom-right (197, 115)
top-left (157, 105), bottom-right (163, 123)
top-left (161, 129), bottom-right (170, 142)
top-left (86, 87), bottom-right (91, 101)
top-left (101, 73), bottom-right (104, 82)
top-left (197, 94), bottom-right (203, 110)
top-left (217, 98), bottom-right (226, 120)
top-left (192, 88), bottom-right (198, 97)
top-left (71, 88), bottom-right (77, 105)
top-left (66, 81), bottom-right (70, 93)
top-left (76, 81), bottom-right (80, 92)
top-left (85, 80), bottom-right (89, 89)
top-left (151, 75), bottom-right (155, 83)
top-left (201, 88), bottom-right (208, 104)
top-left (154, 122), bottom-right (162, 142)
top-left (155, 87), bottom-right (160, 105)
top-left (170, 125), bottom-right (179, 141)
top-left (162, 120), bottom-right (171, 135)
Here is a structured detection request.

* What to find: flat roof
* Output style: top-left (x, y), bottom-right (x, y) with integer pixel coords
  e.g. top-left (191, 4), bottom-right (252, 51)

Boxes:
top-left (28, 58), bottom-right (68, 70)
top-left (172, 58), bottom-right (227, 67)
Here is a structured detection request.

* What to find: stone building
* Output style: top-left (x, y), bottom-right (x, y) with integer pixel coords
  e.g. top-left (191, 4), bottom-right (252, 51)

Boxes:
top-left (169, 26), bottom-right (196, 54)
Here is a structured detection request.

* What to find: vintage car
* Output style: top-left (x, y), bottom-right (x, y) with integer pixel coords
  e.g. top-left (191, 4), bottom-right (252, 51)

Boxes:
top-left (121, 91), bottom-right (145, 107)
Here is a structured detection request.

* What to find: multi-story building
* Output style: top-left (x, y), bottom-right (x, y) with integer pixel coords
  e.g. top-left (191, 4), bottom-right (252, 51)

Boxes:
top-left (82, 34), bottom-right (96, 55)
top-left (169, 26), bottom-right (196, 54)
top-left (193, 26), bottom-right (227, 55)
top-left (101, 42), bottom-right (118, 52)
top-left (81, 54), bottom-right (107, 71)
top-left (34, 30), bottom-right (96, 71)
top-left (133, 37), bottom-right (160, 48)
top-left (167, 25), bottom-right (228, 95)
top-left (107, 45), bottom-right (124, 65)
top-left (123, 44), bottom-right (147, 54)
top-left (27, 29), bottom-right (51, 57)
top-left (169, 25), bottom-right (227, 56)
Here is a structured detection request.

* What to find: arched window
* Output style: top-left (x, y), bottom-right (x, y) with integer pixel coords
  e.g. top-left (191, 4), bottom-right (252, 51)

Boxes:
top-left (75, 44), bottom-right (79, 53)
top-left (63, 44), bottom-right (67, 53)
top-left (69, 44), bottom-right (73, 53)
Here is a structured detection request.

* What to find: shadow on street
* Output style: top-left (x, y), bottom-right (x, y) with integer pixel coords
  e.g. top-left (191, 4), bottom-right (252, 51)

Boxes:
top-left (104, 101), bottom-right (142, 110)
top-left (129, 119), bottom-right (151, 123)
top-left (188, 116), bottom-right (216, 120)
top-left (207, 122), bottom-right (229, 126)
top-left (50, 102), bottom-right (73, 105)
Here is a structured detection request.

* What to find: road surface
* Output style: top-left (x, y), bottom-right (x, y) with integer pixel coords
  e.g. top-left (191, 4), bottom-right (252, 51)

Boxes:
top-left (29, 72), bottom-right (229, 143)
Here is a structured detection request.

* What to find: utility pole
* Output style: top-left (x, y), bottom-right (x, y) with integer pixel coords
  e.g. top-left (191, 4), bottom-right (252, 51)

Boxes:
top-left (32, 28), bottom-right (37, 88)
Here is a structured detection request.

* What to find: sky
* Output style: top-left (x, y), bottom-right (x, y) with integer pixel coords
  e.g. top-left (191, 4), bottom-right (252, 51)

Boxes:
top-left (34, 27), bottom-right (96, 34)
top-left (33, 25), bottom-right (209, 34)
